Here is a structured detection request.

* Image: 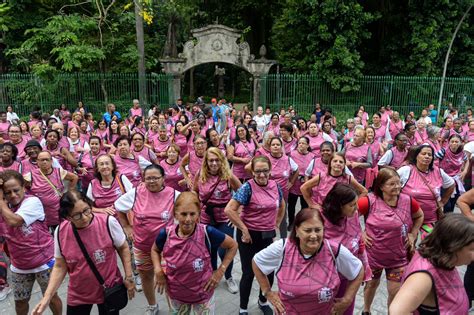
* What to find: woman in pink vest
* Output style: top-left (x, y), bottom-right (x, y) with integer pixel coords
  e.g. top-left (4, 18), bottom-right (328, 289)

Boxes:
top-left (0, 143), bottom-right (22, 173)
top-left (255, 131), bottom-right (274, 157)
top-left (343, 118), bottom-right (356, 145)
top-left (0, 170), bottom-right (62, 315)
top-left (398, 144), bottom-right (455, 238)
top-left (365, 126), bottom-right (385, 188)
top-left (388, 111), bottom-right (405, 141)
top-left (159, 144), bottom-right (186, 192)
top-left (104, 120), bottom-right (120, 153)
top-left (252, 207), bottom-right (364, 315)
top-left (266, 114), bottom-right (280, 137)
top-left (228, 125), bottom-right (257, 183)
top-left (180, 134), bottom-right (208, 190)
top-left (343, 126), bottom-right (372, 184)
top-left (435, 134), bottom-right (469, 213)
top-left (287, 137), bottom-right (314, 228)
top-left (94, 119), bottom-right (109, 141)
top-left (225, 156), bottom-right (286, 314)
top-left (114, 135), bottom-right (151, 187)
top-left (415, 119), bottom-right (429, 144)
top-left (151, 124), bottom-right (171, 162)
top-left (378, 133), bottom-right (409, 170)
top-left (115, 164), bottom-right (178, 315)
top-left (465, 119), bottom-right (474, 143)
top-left (306, 122), bottom-right (325, 158)
top-left (172, 120), bottom-right (192, 157)
top-left (32, 190), bottom-right (135, 315)
top-left (321, 183), bottom-right (372, 315)
top-left (194, 147), bottom-right (241, 294)
top-left (75, 136), bottom-right (104, 191)
top-left (280, 123), bottom-right (297, 156)
top-left (426, 125), bottom-right (443, 154)
top-left (24, 151), bottom-right (78, 229)
top-left (151, 192), bottom-right (237, 314)
top-left (371, 112), bottom-right (391, 144)
top-left (131, 132), bottom-right (157, 164)
top-left (304, 141), bottom-right (335, 178)
top-left (8, 125), bottom-right (28, 160)
top-left (87, 154), bottom-right (133, 216)
top-left (359, 168), bottom-right (424, 315)
top-left (301, 152), bottom-right (367, 209)
top-left (43, 129), bottom-right (78, 170)
top-left (390, 214), bottom-right (473, 315)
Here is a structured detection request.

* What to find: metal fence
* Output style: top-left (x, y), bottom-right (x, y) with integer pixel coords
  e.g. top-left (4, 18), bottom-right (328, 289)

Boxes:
top-left (0, 73), bottom-right (173, 117)
top-left (260, 74), bottom-right (474, 117)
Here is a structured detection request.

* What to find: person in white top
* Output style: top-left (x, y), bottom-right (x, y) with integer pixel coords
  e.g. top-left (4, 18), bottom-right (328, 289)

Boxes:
top-left (419, 109), bottom-right (432, 126)
top-left (253, 106), bottom-right (268, 134)
top-left (6, 105), bottom-right (19, 124)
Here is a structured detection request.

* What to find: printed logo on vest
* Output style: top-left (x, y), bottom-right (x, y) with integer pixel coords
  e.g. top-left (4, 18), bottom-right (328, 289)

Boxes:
top-left (161, 211), bottom-right (170, 221)
top-left (115, 188), bottom-right (122, 197)
top-left (192, 258), bottom-right (204, 272)
top-left (21, 223), bottom-right (33, 236)
top-left (318, 287), bottom-right (333, 303)
top-left (93, 249), bottom-right (106, 264)
top-left (351, 238), bottom-right (359, 253)
top-left (401, 223), bottom-right (408, 237)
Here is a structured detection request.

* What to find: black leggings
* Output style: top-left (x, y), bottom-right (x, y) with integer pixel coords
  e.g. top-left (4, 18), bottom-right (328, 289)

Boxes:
top-left (237, 229), bottom-right (274, 309)
top-left (67, 303), bottom-right (118, 315)
top-left (465, 262), bottom-right (474, 308)
top-left (287, 193), bottom-right (308, 229)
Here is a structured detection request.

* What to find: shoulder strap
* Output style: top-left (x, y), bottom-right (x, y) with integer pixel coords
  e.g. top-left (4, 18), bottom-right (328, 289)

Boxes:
top-left (72, 225), bottom-right (105, 286)
top-left (204, 225), bottom-right (212, 254)
top-left (414, 167), bottom-right (438, 201)
top-left (116, 175), bottom-right (125, 194)
top-left (39, 169), bottom-right (63, 197)
top-left (202, 178), bottom-right (221, 205)
top-left (325, 240), bottom-right (337, 266)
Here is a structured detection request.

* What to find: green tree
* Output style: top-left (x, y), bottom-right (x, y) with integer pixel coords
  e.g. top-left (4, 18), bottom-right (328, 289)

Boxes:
top-left (272, 0), bottom-right (376, 92)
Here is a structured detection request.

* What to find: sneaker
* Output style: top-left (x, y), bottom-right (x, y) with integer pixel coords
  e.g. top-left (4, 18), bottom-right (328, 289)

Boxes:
top-left (258, 302), bottom-right (274, 315)
top-left (226, 277), bottom-right (239, 294)
top-left (135, 274), bottom-right (143, 292)
top-left (145, 304), bottom-right (159, 315)
top-left (0, 286), bottom-right (11, 301)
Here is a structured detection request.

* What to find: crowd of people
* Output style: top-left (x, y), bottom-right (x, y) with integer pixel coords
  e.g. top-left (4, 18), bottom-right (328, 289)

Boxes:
top-left (0, 98), bottom-right (471, 315)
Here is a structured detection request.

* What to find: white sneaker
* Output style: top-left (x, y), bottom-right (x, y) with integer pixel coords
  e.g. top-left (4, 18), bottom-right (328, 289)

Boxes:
top-left (0, 286), bottom-right (11, 301)
top-left (135, 274), bottom-right (143, 292)
top-left (226, 277), bottom-right (239, 294)
top-left (145, 304), bottom-right (159, 315)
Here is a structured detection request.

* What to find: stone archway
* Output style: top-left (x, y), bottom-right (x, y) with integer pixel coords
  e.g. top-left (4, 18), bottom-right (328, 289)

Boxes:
top-left (160, 24), bottom-right (276, 110)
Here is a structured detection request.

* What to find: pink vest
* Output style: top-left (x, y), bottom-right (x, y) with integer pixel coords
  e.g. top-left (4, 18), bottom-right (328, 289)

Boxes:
top-left (188, 151), bottom-right (204, 179)
top-left (322, 211), bottom-right (362, 257)
top-left (0, 122), bottom-right (10, 139)
top-left (388, 120), bottom-right (404, 140)
top-left (130, 107), bottom-right (143, 117)
top-left (152, 137), bottom-right (171, 162)
top-left (232, 140), bottom-right (255, 179)
top-left (268, 154), bottom-right (292, 200)
top-left (159, 159), bottom-right (185, 192)
top-left (266, 123), bottom-right (281, 137)
top-left (402, 166), bottom-right (443, 224)
top-left (11, 137), bottom-right (27, 159)
top-left (345, 142), bottom-right (370, 182)
top-left (389, 147), bottom-right (408, 169)
top-left (373, 125), bottom-right (386, 143)
top-left (255, 147), bottom-right (271, 158)
top-left (0, 160), bottom-right (22, 173)
top-left (402, 252), bottom-right (469, 315)
top-left (58, 214), bottom-right (122, 306)
top-left (132, 184), bottom-right (174, 251)
top-left (310, 157), bottom-right (329, 177)
top-left (427, 139), bottom-right (442, 155)
top-left (96, 128), bottom-right (108, 140)
top-left (366, 193), bottom-right (413, 269)
top-left (368, 140), bottom-right (381, 165)
top-left (114, 154), bottom-right (142, 187)
top-left (241, 179), bottom-right (280, 231)
top-left (21, 159), bottom-right (37, 175)
top-left (440, 148), bottom-right (464, 177)
top-left (78, 152), bottom-right (98, 191)
top-left (289, 151), bottom-right (314, 195)
top-left (90, 175), bottom-right (128, 210)
top-left (132, 146), bottom-right (154, 163)
top-left (276, 240), bottom-right (340, 314)
top-left (147, 130), bottom-right (159, 145)
top-left (311, 172), bottom-right (350, 205)
top-left (198, 175), bottom-right (232, 224)
top-left (44, 144), bottom-right (66, 169)
top-left (30, 168), bottom-right (64, 226)
top-left (173, 133), bottom-right (188, 157)
top-left (282, 138), bottom-right (297, 155)
top-left (415, 129), bottom-right (428, 144)
top-left (6, 196), bottom-right (54, 269)
top-left (465, 131), bottom-right (474, 143)
top-left (163, 224), bottom-right (213, 304)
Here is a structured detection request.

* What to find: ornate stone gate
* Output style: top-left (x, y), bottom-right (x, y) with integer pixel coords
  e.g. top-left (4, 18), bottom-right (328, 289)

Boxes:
top-left (160, 24), bottom-right (276, 110)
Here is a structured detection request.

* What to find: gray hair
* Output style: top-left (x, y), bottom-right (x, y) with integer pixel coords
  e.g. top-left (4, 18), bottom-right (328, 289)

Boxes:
top-left (426, 125), bottom-right (441, 139)
top-left (263, 131), bottom-right (275, 143)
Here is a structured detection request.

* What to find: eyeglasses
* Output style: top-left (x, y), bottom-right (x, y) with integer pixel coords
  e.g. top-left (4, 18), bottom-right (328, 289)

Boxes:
top-left (195, 142), bottom-right (206, 146)
top-left (70, 207), bottom-right (92, 221)
top-left (144, 176), bottom-right (163, 182)
top-left (254, 169), bottom-right (270, 175)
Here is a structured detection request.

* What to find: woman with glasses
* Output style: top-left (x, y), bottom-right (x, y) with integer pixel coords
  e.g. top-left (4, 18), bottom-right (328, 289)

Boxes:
top-left (131, 133), bottom-right (157, 164)
top-left (0, 170), bottom-right (62, 315)
top-left (180, 135), bottom-right (208, 190)
top-left (114, 136), bottom-right (151, 187)
top-left (114, 164), bottom-right (179, 315)
top-left (225, 156), bottom-right (286, 315)
top-left (378, 133), bottom-right (409, 170)
top-left (228, 125), bottom-right (257, 183)
top-left (24, 151), bottom-right (78, 229)
top-left (32, 190), bottom-right (135, 315)
top-left (194, 147), bottom-right (241, 294)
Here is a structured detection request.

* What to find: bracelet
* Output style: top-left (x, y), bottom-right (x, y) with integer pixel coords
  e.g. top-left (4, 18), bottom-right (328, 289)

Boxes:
top-left (124, 276), bottom-right (134, 282)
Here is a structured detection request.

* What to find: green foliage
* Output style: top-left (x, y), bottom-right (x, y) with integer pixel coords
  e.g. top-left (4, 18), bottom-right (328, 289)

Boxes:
top-left (272, 0), bottom-right (376, 92)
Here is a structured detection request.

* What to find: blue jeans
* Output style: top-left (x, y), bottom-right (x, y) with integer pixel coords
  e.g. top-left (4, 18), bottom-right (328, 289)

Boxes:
top-left (210, 222), bottom-right (234, 279)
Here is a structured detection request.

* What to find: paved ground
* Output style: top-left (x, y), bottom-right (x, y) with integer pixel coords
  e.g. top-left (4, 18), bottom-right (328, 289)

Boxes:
top-left (0, 208), bottom-right (472, 314)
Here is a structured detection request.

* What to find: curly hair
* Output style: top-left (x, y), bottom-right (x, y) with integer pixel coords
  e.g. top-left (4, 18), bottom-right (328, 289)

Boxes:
top-left (199, 147), bottom-right (232, 183)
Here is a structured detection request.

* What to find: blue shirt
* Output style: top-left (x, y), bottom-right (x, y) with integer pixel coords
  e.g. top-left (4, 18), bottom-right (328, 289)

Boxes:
top-left (429, 109), bottom-right (438, 124)
top-left (232, 181), bottom-right (283, 205)
top-left (211, 105), bottom-right (221, 123)
top-left (103, 111), bottom-right (122, 124)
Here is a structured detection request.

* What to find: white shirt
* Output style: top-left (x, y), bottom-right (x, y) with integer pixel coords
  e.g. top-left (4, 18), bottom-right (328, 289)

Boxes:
top-left (378, 150), bottom-right (394, 166)
top-left (53, 216), bottom-right (126, 258)
top-left (464, 141), bottom-right (474, 156)
top-left (253, 115), bottom-right (268, 133)
top-left (253, 239), bottom-right (362, 281)
top-left (7, 112), bottom-right (19, 123)
top-left (397, 165), bottom-right (455, 188)
top-left (419, 116), bottom-right (432, 126)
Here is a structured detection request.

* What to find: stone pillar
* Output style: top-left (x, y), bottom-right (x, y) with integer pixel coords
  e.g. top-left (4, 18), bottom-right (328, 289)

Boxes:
top-left (252, 75), bottom-right (260, 113)
top-left (171, 73), bottom-right (182, 102)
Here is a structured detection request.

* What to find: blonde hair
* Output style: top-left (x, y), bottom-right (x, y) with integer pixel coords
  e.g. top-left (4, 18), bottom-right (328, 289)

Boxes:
top-left (199, 147), bottom-right (232, 183)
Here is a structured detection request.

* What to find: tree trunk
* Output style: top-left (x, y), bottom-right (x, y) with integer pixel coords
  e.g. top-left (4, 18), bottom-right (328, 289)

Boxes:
top-left (135, 1), bottom-right (147, 105)
top-left (189, 67), bottom-right (194, 99)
